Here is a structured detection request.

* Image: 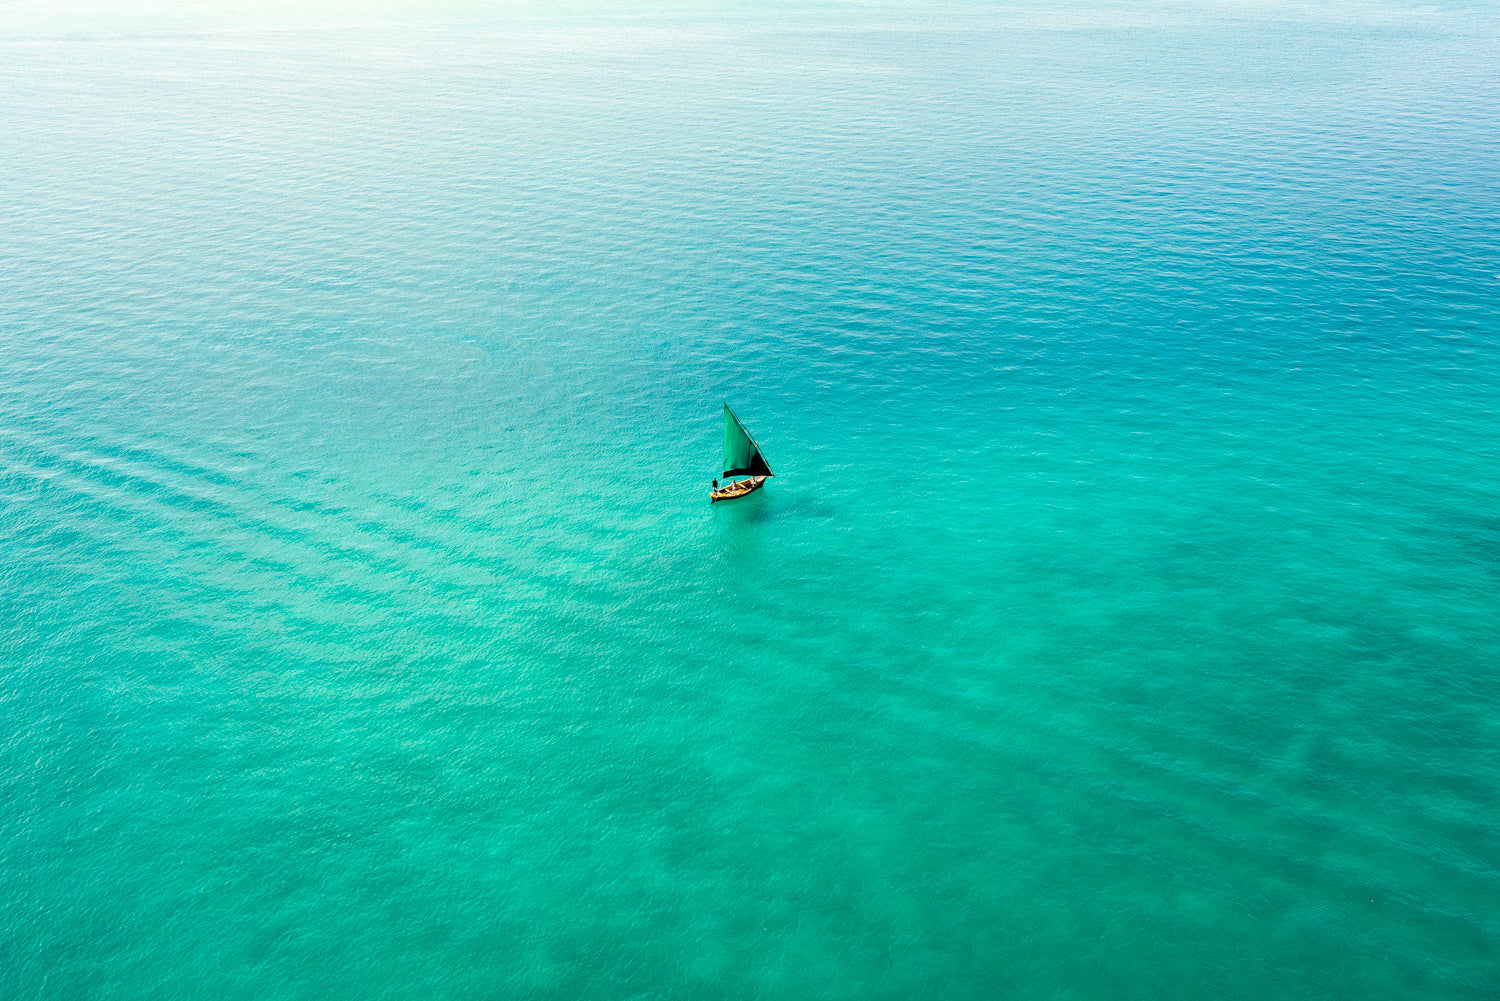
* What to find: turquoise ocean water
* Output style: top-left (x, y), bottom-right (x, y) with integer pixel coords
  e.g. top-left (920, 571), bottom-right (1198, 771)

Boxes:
top-left (3, 2), bottom-right (1498, 997)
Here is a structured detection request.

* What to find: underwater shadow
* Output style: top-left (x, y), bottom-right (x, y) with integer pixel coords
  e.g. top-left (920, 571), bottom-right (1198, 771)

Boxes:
top-left (732, 492), bottom-right (839, 525)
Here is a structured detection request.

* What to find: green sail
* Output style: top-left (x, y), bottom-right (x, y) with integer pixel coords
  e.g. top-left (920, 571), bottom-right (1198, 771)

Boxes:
top-left (722, 404), bottom-right (773, 479)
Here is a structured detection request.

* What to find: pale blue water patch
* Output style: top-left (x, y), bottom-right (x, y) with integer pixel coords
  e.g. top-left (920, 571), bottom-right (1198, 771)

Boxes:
top-left (2, 2), bottom-right (1499, 999)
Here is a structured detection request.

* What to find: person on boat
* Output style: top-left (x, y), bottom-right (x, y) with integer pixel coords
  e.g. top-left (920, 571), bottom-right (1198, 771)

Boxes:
top-left (712, 479), bottom-right (719, 489)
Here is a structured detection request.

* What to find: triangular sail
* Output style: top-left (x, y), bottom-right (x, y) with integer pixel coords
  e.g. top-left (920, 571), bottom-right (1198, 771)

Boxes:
top-left (722, 404), bottom-right (773, 479)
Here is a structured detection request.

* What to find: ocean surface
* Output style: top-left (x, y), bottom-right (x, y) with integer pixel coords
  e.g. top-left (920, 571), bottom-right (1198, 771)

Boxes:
top-left (2, 2), bottom-right (1498, 998)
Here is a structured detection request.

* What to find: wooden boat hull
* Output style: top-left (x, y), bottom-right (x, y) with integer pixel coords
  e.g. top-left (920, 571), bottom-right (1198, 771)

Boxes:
top-left (710, 476), bottom-right (766, 502)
